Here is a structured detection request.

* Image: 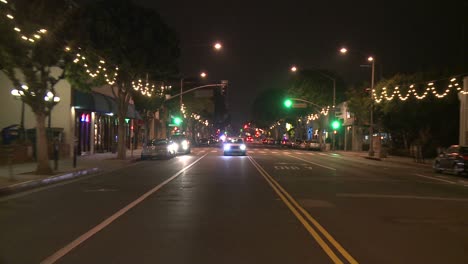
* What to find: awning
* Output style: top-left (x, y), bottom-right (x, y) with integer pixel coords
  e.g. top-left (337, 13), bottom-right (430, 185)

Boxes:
top-left (73, 90), bottom-right (141, 119)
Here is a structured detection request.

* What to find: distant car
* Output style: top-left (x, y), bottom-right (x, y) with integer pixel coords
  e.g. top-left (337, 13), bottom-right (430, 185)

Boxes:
top-left (291, 139), bottom-right (303, 149)
top-left (298, 140), bottom-right (309, 150)
top-left (198, 138), bottom-right (209, 147)
top-left (170, 134), bottom-right (191, 154)
top-left (280, 139), bottom-right (292, 148)
top-left (308, 140), bottom-right (321, 151)
top-left (141, 139), bottom-right (177, 160)
top-left (245, 136), bottom-right (254, 143)
top-left (223, 137), bottom-right (247, 156)
top-left (433, 145), bottom-right (468, 175)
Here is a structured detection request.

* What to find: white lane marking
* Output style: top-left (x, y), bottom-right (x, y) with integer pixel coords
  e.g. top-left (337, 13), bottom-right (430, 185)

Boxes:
top-left (271, 151), bottom-right (278, 154)
top-left (413, 173), bottom-right (456, 184)
top-left (211, 150), bottom-right (217, 153)
top-left (336, 193), bottom-right (468, 202)
top-left (318, 153), bottom-right (327, 156)
top-left (41, 154), bottom-right (207, 264)
top-left (199, 150), bottom-right (206, 153)
top-left (287, 155), bottom-right (336, 171)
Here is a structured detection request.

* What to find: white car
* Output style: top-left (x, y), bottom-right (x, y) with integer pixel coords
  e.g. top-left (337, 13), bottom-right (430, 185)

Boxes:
top-left (223, 137), bottom-right (247, 156)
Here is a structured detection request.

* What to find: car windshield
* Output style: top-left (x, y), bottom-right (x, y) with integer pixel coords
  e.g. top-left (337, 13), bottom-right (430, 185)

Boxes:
top-left (148, 139), bottom-right (168, 146)
top-left (227, 138), bottom-right (244, 144)
top-left (171, 135), bottom-right (187, 141)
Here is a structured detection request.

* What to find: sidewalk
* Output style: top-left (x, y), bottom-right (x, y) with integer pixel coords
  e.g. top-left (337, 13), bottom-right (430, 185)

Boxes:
top-left (0, 149), bottom-right (142, 196)
top-left (333, 150), bottom-right (433, 168)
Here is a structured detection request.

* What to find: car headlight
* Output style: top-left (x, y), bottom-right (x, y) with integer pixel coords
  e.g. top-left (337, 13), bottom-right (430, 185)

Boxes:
top-left (240, 144), bottom-right (246, 150)
top-left (224, 144), bottom-right (231, 151)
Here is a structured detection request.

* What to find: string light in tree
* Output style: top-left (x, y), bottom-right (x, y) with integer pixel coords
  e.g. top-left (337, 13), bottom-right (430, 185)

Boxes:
top-left (1, 1), bottom-right (48, 43)
top-left (373, 76), bottom-right (464, 103)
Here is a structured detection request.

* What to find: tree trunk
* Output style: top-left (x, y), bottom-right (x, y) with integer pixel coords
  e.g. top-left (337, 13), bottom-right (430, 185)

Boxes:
top-left (35, 112), bottom-right (53, 175)
top-left (117, 116), bottom-right (126, 159)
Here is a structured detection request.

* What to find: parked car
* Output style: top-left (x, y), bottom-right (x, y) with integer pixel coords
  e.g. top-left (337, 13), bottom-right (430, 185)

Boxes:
top-left (308, 140), bottom-right (321, 151)
top-left (280, 139), bottom-right (292, 148)
top-left (141, 139), bottom-right (177, 160)
top-left (170, 134), bottom-right (191, 154)
top-left (298, 140), bottom-right (309, 150)
top-left (433, 145), bottom-right (468, 175)
top-left (291, 139), bottom-right (303, 149)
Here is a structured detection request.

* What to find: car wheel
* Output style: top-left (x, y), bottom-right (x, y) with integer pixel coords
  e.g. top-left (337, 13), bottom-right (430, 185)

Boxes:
top-left (433, 162), bottom-right (442, 173)
top-left (453, 164), bottom-right (460, 176)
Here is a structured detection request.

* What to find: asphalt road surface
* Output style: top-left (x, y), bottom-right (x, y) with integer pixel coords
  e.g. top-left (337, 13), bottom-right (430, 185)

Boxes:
top-left (0, 146), bottom-right (467, 264)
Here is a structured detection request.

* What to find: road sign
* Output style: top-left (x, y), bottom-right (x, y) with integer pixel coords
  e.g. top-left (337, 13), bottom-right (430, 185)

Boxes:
top-left (293, 103), bottom-right (307, 108)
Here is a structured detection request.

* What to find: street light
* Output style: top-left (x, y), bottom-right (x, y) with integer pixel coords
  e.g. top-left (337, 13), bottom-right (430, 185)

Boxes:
top-left (340, 47), bottom-right (376, 157)
top-left (214, 42), bottom-right (222, 50)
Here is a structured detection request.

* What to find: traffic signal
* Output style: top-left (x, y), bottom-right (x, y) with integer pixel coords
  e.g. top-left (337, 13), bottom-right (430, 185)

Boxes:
top-left (284, 99), bottom-right (293, 108)
top-left (331, 120), bottom-right (340, 130)
top-left (173, 117), bottom-right (182, 126)
top-left (221, 80), bottom-right (228, 95)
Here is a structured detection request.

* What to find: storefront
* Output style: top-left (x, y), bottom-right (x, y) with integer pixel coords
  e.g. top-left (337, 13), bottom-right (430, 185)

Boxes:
top-left (73, 90), bottom-right (140, 155)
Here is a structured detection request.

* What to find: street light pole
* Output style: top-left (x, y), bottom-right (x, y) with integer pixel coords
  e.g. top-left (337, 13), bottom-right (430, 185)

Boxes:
top-left (369, 58), bottom-right (375, 157)
top-left (180, 78), bottom-right (184, 111)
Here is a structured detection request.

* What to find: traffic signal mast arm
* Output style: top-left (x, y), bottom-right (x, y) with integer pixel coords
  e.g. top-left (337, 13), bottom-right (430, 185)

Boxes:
top-left (165, 83), bottom-right (226, 101)
top-left (285, 97), bottom-right (324, 110)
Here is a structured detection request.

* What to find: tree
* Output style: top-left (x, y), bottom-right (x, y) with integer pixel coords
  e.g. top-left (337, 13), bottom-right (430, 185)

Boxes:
top-left (374, 73), bottom-right (459, 156)
top-left (71, 0), bottom-right (180, 159)
top-left (287, 69), bottom-right (345, 108)
top-left (251, 88), bottom-right (288, 128)
top-left (0, 0), bottom-right (77, 174)
top-left (131, 85), bottom-right (166, 144)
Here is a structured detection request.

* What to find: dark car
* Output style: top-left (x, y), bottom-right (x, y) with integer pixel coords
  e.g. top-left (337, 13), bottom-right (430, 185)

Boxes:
top-left (433, 145), bottom-right (468, 175)
top-left (198, 138), bottom-right (209, 147)
top-left (141, 139), bottom-right (177, 160)
top-left (171, 134), bottom-right (191, 154)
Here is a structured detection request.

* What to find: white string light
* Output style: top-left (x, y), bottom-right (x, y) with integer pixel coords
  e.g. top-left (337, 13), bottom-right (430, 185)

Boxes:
top-left (373, 76), bottom-right (465, 103)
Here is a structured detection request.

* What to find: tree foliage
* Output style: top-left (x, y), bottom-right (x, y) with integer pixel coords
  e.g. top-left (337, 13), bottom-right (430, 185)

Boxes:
top-left (374, 73), bottom-right (459, 156)
top-left (287, 69), bottom-right (345, 108)
top-left (68, 0), bottom-right (180, 158)
top-left (0, 0), bottom-right (77, 174)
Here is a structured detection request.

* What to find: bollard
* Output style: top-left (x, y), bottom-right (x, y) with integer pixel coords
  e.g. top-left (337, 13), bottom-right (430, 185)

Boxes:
top-left (53, 137), bottom-right (59, 170)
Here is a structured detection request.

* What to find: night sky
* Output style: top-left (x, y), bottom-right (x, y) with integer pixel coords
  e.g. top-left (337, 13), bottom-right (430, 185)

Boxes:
top-left (134, 0), bottom-right (467, 128)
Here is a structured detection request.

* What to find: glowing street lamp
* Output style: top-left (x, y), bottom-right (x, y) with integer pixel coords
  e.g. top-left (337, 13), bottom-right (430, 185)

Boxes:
top-left (214, 42), bottom-right (222, 50)
top-left (290, 66), bottom-right (298, 72)
top-left (340, 47), bottom-right (376, 157)
top-left (200, 72), bottom-right (207, 78)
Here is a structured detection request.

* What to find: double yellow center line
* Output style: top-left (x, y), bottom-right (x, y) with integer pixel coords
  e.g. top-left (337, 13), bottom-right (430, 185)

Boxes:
top-left (248, 156), bottom-right (358, 264)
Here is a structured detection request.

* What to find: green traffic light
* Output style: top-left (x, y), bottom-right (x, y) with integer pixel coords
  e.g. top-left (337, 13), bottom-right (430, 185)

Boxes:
top-left (174, 117), bottom-right (182, 125)
top-left (331, 120), bottom-right (340, 130)
top-left (284, 99), bottom-right (293, 108)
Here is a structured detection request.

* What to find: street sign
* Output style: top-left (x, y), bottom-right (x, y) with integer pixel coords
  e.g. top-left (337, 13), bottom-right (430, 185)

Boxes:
top-left (293, 103), bottom-right (307, 108)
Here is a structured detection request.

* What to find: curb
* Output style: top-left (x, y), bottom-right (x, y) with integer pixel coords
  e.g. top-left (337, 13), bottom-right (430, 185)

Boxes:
top-left (0, 167), bottom-right (100, 197)
top-left (363, 156), bottom-right (382, 161)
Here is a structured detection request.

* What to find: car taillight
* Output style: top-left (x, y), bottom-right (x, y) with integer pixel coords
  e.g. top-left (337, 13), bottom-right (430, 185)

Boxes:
top-left (463, 155), bottom-right (468, 161)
